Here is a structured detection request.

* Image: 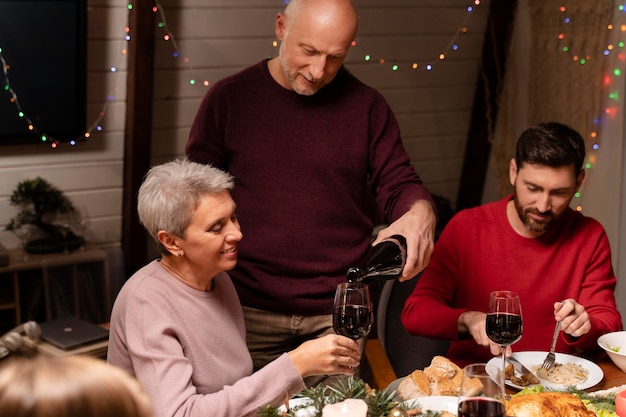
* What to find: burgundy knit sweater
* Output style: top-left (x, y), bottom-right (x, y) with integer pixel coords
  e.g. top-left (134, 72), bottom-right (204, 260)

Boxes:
top-left (187, 60), bottom-right (433, 315)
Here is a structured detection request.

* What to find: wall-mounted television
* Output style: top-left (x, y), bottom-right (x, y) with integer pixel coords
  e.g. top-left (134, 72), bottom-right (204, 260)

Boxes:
top-left (0, 0), bottom-right (86, 145)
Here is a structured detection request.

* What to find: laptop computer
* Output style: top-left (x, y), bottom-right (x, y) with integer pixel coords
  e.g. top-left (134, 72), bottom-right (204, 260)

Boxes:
top-left (39, 316), bottom-right (109, 350)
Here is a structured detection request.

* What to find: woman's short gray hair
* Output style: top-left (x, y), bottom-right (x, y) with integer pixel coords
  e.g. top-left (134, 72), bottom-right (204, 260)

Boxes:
top-left (137, 159), bottom-right (234, 255)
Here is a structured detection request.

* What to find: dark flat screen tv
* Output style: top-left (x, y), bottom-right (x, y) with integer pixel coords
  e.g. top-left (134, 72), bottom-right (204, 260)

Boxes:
top-left (0, 0), bottom-right (86, 145)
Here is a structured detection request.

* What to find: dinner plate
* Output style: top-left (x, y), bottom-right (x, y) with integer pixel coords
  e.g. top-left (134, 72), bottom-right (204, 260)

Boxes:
top-left (485, 351), bottom-right (603, 390)
top-left (402, 396), bottom-right (458, 414)
top-left (386, 377), bottom-right (404, 397)
top-left (277, 398), bottom-right (314, 413)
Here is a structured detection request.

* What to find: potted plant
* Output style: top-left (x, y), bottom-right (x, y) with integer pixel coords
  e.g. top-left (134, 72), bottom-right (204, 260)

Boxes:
top-left (5, 177), bottom-right (83, 253)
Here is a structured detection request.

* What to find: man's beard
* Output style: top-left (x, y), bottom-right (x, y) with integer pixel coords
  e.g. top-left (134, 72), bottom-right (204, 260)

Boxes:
top-left (279, 50), bottom-right (323, 96)
top-left (513, 194), bottom-right (555, 233)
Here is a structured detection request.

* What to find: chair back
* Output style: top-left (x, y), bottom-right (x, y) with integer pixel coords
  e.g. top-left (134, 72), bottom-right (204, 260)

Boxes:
top-left (377, 277), bottom-right (450, 377)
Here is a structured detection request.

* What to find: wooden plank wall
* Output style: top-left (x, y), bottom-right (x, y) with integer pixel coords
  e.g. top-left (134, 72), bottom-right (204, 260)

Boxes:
top-left (0, 0), bottom-right (490, 270)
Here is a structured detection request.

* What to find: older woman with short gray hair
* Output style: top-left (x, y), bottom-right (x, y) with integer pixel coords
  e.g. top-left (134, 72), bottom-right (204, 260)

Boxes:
top-left (108, 159), bottom-right (360, 417)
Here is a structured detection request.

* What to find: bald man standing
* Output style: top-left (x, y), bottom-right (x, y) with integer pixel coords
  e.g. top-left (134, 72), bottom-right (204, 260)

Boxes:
top-left (186, 0), bottom-right (436, 386)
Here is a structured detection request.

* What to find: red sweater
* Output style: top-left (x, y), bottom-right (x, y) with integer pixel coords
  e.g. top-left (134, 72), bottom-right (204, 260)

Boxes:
top-left (186, 60), bottom-right (433, 315)
top-left (402, 195), bottom-right (623, 367)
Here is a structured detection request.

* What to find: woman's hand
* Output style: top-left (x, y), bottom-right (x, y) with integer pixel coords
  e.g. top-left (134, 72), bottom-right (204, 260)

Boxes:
top-left (288, 334), bottom-right (361, 378)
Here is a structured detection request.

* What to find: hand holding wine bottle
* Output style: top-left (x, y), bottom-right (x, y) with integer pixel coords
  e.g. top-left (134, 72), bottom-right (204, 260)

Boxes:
top-left (333, 283), bottom-right (372, 340)
top-left (346, 235), bottom-right (406, 283)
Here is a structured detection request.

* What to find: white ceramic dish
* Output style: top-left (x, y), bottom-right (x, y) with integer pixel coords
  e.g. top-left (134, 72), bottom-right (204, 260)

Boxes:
top-left (277, 398), bottom-right (314, 414)
top-left (403, 395), bottom-right (458, 414)
top-left (486, 351), bottom-right (603, 390)
top-left (278, 396), bottom-right (458, 415)
top-left (385, 377), bottom-right (404, 396)
top-left (597, 331), bottom-right (626, 373)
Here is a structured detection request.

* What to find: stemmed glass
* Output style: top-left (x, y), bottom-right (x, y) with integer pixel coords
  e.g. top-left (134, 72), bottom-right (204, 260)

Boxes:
top-left (70, 206), bottom-right (90, 250)
top-left (458, 363), bottom-right (506, 417)
top-left (486, 290), bottom-right (523, 399)
top-left (333, 282), bottom-right (372, 341)
top-left (13, 222), bottom-right (32, 261)
top-left (52, 210), bottom-right (74, 254)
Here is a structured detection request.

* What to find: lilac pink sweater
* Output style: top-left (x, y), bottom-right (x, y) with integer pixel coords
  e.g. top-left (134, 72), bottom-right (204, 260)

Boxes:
top-left (107, 260), bottom-right (305, 417)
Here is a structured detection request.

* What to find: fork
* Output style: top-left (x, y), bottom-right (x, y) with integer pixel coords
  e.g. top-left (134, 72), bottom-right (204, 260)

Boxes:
top-left (541, 320), bottom-right (562, 370)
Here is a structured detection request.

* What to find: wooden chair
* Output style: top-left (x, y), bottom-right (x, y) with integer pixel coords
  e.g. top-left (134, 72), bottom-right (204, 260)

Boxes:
top-left (365, 194), bottom-right (455, 389)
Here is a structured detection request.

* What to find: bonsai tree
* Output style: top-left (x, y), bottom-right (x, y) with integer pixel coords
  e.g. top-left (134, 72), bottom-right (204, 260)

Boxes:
top-left (5, 177), bottom-right (76, 240)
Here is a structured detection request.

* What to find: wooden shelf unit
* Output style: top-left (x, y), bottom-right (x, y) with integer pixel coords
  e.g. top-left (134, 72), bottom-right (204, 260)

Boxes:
top-left (0, 246), bottom-right (111, 334)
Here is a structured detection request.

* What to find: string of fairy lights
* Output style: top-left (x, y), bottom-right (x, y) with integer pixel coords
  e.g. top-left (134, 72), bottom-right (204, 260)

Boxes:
top-left (0, 0), bottom-right (624, 156)
top-left (561, 4), bottom-right (626, 210)
top-left (0, 0), bottom-right (482, 148)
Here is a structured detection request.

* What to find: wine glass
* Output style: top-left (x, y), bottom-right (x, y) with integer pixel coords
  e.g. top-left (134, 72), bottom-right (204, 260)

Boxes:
top-left (486, 290), bottom-right (523, 398)
top-left (333, 282), bottom-right (373, 341)
top-left (13, 222), bottom-right (32, 261)
top-left (458, 363), bottom-right (506, 417)
top-left (70, 206), bottom-right (90, 250)
top-left (52, 210), bottom-right (74, 254)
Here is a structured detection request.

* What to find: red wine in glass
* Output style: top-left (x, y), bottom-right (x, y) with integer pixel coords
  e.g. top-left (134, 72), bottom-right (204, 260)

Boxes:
top-left (486, 312), bottom-right (523, 345)
top-left (458, 363), bottom-right (506, 417)
top-left (333, 283), bottom-right (372, 340)
top-left (486, 290), bottom-right (523, 399)
top-left (333, 304), bottom-right (372, 340)
top-left (458, 398), bottom-right (505, 417)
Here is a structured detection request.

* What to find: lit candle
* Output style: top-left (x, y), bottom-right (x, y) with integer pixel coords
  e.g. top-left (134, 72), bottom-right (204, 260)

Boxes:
top-left (321, 399), bottom-right (368, 417)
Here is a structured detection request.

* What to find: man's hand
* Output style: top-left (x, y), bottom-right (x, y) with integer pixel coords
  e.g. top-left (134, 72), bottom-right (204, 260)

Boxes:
top-left (458, 310), bottom-right (510, 357)
top-left (554, 299), bottom-right (590, 338)
top-left (372, 199), bottom-right (436, 281)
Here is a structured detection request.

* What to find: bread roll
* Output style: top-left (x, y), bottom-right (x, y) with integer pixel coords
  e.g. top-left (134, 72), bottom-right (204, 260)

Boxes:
top-left (424, 356), bottom-right (461, 381)
top-left (397, 369), bottom-right (431, 400)
top-left (431, 376), bottom-right (458, 396)
top-left (456, 370), bottom-right (483, 397)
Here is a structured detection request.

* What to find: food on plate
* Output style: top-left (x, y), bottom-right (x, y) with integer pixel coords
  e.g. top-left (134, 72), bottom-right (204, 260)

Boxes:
top-left (534, 362), bottom-right (589, 385)
top-left (505, 363), bottom-right (540, 386)
top-left (398, 369), bottom-right (431, 398)
top-left (506, 392), bottom-right (596, 417)
top-left (397, 356), bottom-right (482, 400)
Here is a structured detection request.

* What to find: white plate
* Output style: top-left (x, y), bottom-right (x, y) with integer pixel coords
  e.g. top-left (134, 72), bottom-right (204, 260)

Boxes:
top-left (486, 351), bottom-right (603, 390)
top-left (277, 398), bottom-right (314, 414)
top-left (385, 377), bottom-right (404, 397)
top-left (402, 396), bottom-right (458, 414)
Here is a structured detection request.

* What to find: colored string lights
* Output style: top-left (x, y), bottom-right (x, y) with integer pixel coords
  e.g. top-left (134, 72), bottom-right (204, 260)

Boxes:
top-left (0, 0), bottom-right (484, 147)
top-left (1, 0), bottom-right (624, 152)
top-left (0, 11), bottom-right (129, 148)
top-left (566, 3), bottom-right (626, 211)
top-left (359, 0), bottom-right (482, 72)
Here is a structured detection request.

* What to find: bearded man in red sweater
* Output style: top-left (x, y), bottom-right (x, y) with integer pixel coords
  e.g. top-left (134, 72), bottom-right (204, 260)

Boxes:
top-left (402, 122), bottom-right (623, 367)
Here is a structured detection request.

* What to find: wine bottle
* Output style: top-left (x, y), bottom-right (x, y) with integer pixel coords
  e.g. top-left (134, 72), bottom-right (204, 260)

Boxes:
top-left (346, 235), bottom-right (406, 283)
